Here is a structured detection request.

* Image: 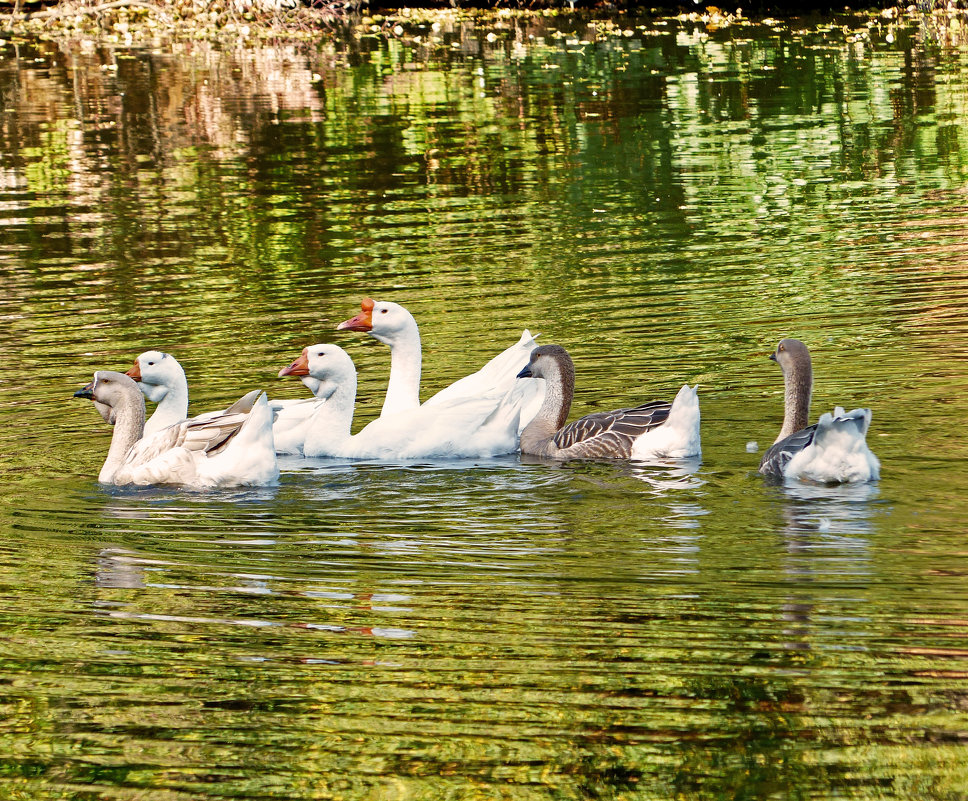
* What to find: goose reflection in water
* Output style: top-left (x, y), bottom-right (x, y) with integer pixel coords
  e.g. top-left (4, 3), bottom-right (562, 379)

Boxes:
top-left (775, 481), bottom-right (881, 652)
top-left (627, 456), bottom-right (708, 533)
top-left (96, 547), bottom-right (147, 589)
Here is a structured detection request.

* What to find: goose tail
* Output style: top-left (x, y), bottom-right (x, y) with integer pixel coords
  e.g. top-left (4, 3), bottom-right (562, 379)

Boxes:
top-left (630, 384), bottom-right (702, 460)
top-left (212, 392), bottom-right (280, 485)
top-left (787, 407), bottom-right (880, 483)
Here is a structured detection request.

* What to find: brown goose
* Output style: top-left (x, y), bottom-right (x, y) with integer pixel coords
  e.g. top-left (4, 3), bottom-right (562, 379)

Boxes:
top-left (516, 345), bottom-right (701, 460)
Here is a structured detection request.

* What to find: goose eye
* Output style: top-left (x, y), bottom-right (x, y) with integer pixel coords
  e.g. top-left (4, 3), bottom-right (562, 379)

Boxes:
top-left (778, 344), bottom-right (785, 352)
top-left (380, 308), bottom-right (388, 314)
top-left (147, 361), bottom-right (154, 365)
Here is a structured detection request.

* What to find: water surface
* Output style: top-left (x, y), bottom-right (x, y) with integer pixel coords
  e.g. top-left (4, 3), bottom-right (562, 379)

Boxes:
top-left (1, 12), bottom-right (967, 799)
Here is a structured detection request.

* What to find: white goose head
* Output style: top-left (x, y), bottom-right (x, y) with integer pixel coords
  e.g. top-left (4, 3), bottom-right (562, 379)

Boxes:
top-left (279, 344), bottom-right (357, 402)
top-left (126, 350), bottom-right (186, 404)
top-left (337, 297), bottom-right (419, 348)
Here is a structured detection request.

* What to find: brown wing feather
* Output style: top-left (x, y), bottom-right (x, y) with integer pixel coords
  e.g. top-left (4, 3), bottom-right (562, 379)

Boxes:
top-left (552, 401), bottom-right (672, 457)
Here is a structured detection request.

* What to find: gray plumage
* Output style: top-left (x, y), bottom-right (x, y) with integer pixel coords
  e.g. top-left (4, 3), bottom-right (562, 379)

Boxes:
top-left (517, 345), bottom-right (672, 459)
top-left (759, 422), bottom-right (818, 479)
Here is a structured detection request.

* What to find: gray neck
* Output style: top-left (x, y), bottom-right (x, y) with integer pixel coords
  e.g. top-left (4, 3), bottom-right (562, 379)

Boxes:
top-left (519, 361), bottom-right (573, 456)
top-left (100, 393), bottom-right (146, 483)
top-left (777, 358), bottom-right (812, 442)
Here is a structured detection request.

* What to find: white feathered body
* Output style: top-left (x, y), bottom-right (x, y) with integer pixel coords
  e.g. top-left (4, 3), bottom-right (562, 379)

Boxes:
top-left (630, 384), bottom-right (702, 460)
top-left (112, 392), bottom-right (279, 488)
top-left (776, 406), bottom-right (880, 484)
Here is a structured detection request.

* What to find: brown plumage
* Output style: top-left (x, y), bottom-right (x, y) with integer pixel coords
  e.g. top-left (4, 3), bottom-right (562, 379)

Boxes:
top-left (517, 345), bottom-right (673, 459)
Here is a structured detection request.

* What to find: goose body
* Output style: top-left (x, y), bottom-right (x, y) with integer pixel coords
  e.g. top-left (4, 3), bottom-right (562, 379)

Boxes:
top-left (516, 345), bottom-right (701, 460)
top-left (278, 344), bottom-right (539, 460)
top-left (125, 348), bottom-right (322, 455)
top-left (758, 338), bottom-right (880, 483)
top-left (75, 371), bottom-right (279, 487)
top-left (336, 297), bottom-right (543, 425)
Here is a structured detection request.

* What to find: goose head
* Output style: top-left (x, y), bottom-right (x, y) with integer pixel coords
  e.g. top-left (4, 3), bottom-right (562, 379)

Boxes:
top-left (770, 338), bottom-right (812, 376)
top-left (337, 298), bottom-right (419, 347)
top-left (280, 344), bottom-right (357, 402)
top-left (517, 344), bottom-right (576, 387)
top-left (74, 371), bottom-right (146, 429)
top-left (126, 350), bottom-right (185, 404)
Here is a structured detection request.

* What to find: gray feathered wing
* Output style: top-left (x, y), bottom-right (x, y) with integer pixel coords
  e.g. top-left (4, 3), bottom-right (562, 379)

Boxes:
top-left (759, 425), bottom-right (817, 479)
top-left (552, 401), bottom-right (672, 459)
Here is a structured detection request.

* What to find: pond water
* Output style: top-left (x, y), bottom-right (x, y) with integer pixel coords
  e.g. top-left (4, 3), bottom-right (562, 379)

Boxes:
top-left (1, 10), bottom-right (968, 799)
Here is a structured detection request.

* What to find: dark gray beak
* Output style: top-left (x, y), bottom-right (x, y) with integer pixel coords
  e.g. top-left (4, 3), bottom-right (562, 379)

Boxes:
top-left (768, 352), bottom-right (777, 362)
top-left (517, 364), bottom-right (533, 379)
top-left (74, 382), bottom-right (94, 400)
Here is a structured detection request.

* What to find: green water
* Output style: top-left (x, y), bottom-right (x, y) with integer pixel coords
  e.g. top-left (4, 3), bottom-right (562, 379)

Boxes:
top-left (1, 11), bottom-right (967, 799)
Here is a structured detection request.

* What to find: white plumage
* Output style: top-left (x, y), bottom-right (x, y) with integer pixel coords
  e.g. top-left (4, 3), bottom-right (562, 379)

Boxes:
top-left (278, 344), bottom-right (542, 460)
top-left (336, 297), bottom-right (544, 423)
top-left (75, 371), bottom-right (279, 488)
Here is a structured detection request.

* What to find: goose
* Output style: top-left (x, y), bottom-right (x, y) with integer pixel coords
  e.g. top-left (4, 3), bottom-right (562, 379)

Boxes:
top-left (758, 338), bottom-right (880, 483)
top-left (336, 297), bottom-right (543, 423)
top-left (125, 349), bottom-right (320, 455)
top-left (126, 350), bottom-right (189, 436)
top-left (515, 345), bottom-right (701, 460)
top-left (74, 370), bottom-right (279, 487)
top-left (278, 344), bottom-right (538, 459)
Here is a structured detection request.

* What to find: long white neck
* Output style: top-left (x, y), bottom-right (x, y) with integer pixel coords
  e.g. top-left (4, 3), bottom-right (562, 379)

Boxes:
top-left (777, 359), bottom-right (812, 442)
top-left (100, 393), bottom-right (146, 483)
top-left (303, 373), bottom-right (358, 456)
top-left (142, 380), bottom-right (189, 436)
top-left (377, 326), bottom-right (422, 417)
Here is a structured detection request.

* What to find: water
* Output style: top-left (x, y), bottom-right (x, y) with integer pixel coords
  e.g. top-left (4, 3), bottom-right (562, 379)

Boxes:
top-left (1, 11), bottom-right (968, 799)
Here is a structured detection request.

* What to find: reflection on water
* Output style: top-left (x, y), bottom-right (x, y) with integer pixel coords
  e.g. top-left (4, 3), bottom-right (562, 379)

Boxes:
top-left (1, 11), bottom-right (968, 800)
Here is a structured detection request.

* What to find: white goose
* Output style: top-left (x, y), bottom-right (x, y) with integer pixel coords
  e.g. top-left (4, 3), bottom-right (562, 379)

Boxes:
top-left (74, 370), bottom-right (279, 487)
top-left (759, 338), bottom-right (880, 483)
top-left (516, 345), bottom-right (701, 460)
top-left (278, 344), bottom-right (538, 460)
top-left (125, 349), bottom-right (320, 455)
top-left (126, 350), bottom-right (189, 436)
top-left (336, 297), bottom-right (543, 423)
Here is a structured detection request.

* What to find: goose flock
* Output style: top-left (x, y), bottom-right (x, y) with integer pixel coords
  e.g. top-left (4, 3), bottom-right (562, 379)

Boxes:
top-left (73, 298), bottom-right (881, 489)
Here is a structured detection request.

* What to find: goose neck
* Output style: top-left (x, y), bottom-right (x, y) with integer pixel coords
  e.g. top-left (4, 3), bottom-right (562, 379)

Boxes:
top-left (303, 374), bottom-right (357, 453)
top-left (382, 330), bottom-right (422, 416)
top-left (100, 393), bottom-right (146, 483)
top-left (519, 362), bottom-right (573, 455)
top-left (778, 358), bottom-right (812, 441)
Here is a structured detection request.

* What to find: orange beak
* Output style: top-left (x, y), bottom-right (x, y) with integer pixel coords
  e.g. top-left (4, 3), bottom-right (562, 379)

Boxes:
top-left (125, 358), bottom-right (142, 381)
top-left (337, 297), bottom-right (375, 332)
top-left (279, 348), bottom-right (310, 378)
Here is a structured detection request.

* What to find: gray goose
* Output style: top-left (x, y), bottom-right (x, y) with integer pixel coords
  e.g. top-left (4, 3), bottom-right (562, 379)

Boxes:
top-left (516, 345), bottom-right (701, 460)
top-left (74, 371), bottom-right (278, 487)
top-left (759, 338), bottom-right (880, 483)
